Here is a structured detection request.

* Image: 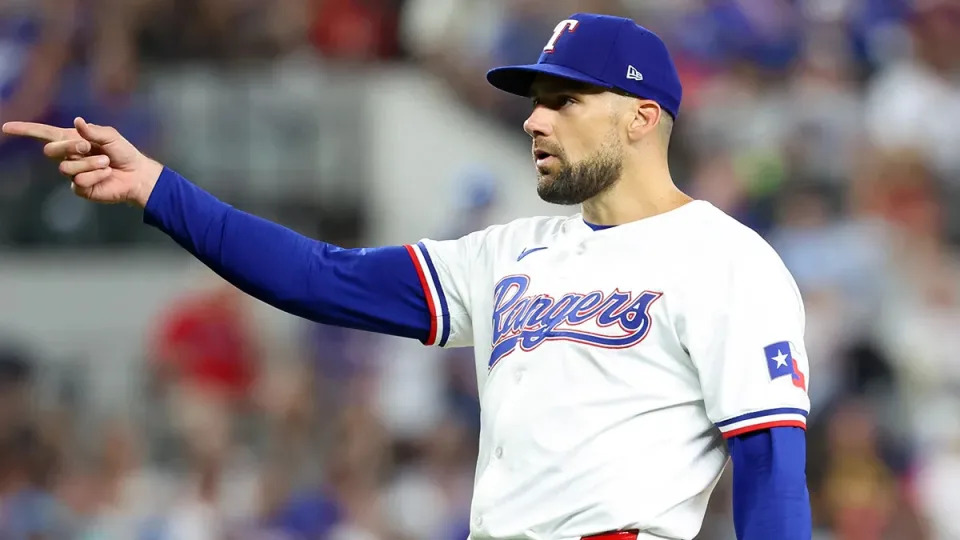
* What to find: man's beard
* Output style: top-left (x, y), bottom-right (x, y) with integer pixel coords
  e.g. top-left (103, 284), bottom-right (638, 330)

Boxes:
top-left (536, 137), bottom-right (623, 206)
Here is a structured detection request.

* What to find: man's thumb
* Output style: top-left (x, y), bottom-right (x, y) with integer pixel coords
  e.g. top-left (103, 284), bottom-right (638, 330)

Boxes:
top-left (74, 117), bottom-right (120, 146)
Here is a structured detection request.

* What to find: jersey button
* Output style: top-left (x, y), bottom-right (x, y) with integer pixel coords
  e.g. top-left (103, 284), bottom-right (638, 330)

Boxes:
top-left (474, 515), bottom-right (483, 526)
top-left (495, 447), bottom-right (503, 458)
top-left (515, 369), bottom-right (524, 382)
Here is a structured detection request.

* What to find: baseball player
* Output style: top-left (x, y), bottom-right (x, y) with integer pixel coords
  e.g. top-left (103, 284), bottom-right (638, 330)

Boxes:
top-left (5, 13), bottom-right (811, 540)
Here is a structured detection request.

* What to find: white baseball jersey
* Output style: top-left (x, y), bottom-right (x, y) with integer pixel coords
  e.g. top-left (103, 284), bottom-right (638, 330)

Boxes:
top-left (405, 200), bottom-right (811, 540)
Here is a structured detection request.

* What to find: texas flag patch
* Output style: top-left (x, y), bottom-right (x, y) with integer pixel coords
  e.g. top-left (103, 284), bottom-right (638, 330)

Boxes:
top-left (764, 341), bottom-right (806, 391)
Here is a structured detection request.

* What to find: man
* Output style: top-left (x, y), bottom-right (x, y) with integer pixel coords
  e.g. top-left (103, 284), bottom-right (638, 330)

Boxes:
top-left (4, 13), bottom-right (812, 540)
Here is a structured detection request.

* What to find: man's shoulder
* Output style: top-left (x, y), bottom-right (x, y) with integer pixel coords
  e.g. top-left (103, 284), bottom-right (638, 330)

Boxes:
top-left (688, 203), bottom-right (781, 259)
top-left (416, 214), bottom-right (577, 264)
top-left (488, 214), bottom-right (578, 236)
top-left (676, 203), bottom-right (803, 310)
top-left (678, 203), bottom-right (793, 283)
top-left (447, 214), bottom-right (578, 246)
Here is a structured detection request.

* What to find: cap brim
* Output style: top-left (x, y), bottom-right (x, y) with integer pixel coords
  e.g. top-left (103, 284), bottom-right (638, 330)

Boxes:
top-left (486, 63), bottom-right (614, 97)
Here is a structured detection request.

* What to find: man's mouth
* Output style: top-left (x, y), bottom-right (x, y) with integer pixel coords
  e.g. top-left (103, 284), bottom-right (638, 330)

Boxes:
top-left (534, 149), bottom-right (558, 168)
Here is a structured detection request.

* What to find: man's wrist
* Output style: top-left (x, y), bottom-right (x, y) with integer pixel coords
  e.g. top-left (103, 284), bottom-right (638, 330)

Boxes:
top-left (133, 158), bottom-right (165, 208)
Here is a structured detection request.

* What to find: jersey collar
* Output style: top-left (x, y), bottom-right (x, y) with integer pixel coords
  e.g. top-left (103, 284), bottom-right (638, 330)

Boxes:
top-left (583, 220), bottom-right (616, 231)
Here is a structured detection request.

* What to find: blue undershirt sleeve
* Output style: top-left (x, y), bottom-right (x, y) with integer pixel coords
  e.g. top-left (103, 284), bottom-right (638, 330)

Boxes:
top-left (142, 167), bottom-right (432, 342)
top-left (727, 426), bottom-right (811, 540)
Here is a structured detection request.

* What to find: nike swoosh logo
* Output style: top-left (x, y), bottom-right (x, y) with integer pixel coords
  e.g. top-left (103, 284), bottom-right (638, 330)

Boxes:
top-left (517, 247), bottom-right (548, 261)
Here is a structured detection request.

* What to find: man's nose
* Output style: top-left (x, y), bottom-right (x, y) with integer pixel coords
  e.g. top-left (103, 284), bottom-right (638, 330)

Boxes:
top-left (523, 106), bottom-right (553, 138)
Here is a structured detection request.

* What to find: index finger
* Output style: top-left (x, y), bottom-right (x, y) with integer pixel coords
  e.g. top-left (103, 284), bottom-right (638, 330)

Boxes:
top-left (1, 122), bottom-right (68, 142)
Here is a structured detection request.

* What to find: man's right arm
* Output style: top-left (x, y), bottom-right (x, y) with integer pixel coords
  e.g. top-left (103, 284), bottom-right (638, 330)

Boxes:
top-left (144, 166), bottom-right (447, 345)
top-left (0, 118), bottom-right (467, 345)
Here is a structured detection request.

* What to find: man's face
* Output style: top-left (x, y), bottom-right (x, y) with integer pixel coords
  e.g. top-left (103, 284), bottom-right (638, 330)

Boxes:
top-left (524, 75), bottom-right (625, 206)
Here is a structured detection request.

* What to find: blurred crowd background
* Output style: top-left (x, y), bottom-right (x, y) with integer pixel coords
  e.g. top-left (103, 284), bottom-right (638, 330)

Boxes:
top-left (0, 0), bottom-right (958, 538)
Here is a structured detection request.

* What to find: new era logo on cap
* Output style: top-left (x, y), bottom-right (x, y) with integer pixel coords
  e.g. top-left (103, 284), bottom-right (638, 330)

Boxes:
top-left (485, 13), bottom-right (683, 118)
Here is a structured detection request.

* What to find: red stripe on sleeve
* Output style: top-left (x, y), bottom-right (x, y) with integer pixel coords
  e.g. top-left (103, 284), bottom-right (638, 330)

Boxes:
top-left (404, 244), bottom-right (438, 345)
top-left (721, 420), bottom-right (807, 440)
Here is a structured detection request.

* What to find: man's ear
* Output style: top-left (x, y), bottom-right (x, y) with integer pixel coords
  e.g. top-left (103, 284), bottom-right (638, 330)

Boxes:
top-left (626, 100), bottom-right (664, 143)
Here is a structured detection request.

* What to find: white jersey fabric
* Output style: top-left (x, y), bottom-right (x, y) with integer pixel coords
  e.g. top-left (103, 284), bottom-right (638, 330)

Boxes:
top-left (406, 200), bottom-right (811, 540)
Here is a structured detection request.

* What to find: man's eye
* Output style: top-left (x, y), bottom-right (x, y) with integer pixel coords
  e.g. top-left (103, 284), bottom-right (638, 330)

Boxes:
top-left (531, 95), bottom-right (576, 109)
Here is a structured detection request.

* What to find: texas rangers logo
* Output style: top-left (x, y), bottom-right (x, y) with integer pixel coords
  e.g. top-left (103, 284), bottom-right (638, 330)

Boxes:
top-left (489, 275), bottom-right (662, 369)
top-left (543, 19), bottom-right (579, 52)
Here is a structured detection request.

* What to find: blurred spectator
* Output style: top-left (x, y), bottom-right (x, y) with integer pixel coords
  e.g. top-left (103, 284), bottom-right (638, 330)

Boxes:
top-left (0, 344), bottom-right (36, 436)
top-left (381, 416), bottom-right (475, 540)
top-left (304, 322), bottom-right (379, 408)
top-left (667, 0), bottom-right (804, 72)
top-left (265, 402), bottom-right (390, 540)
top-left (150, 281), bottom-right (261, 409)
top-left (863, 150), bottom-right (960, 448)
top-left (0, 0), bottom-right (157, 247)
top-left (0, 0), bottom-right (73, 243)
top-left (913, 412), bottom-right (960, 540)
top-left (0, 0), bottom-right (72, 132)
top-left (0, 344), bottom-right (76, 540)
top-left (781, 24), bottom-right (866, 184)
top-left (311, 0), bottom-right (406, 62)
top-left (400, 0), bottom-right (565, 127)
top-left (57, 420), bottom-right (173, 540)
top-left (147, 280), bottom-right (265, 537)
top-left (136, 0), bottom-right (316, 62)
top-left (864, 0), bottom-right (960, 181)
top-left (0, 424), bottom-right (74, 538)
top-left (38, 0), bottom-right (153, 145)
top-left (810, 399), bottom-right (927, 540)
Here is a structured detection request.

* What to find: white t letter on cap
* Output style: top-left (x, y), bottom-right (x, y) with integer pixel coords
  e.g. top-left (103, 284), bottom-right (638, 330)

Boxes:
top-left (543, 19), bottom-right (580, 53)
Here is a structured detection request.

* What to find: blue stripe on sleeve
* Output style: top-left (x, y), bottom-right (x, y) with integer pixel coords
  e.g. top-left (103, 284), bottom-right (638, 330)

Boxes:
top-left (715, 408), bottom-right (809, 427)
top-left (143, 167), bottom-right (432, 342)
top-left (728, 427), bottom-right (811, 540)
top-left (416, 241), bottom-right (451, 346)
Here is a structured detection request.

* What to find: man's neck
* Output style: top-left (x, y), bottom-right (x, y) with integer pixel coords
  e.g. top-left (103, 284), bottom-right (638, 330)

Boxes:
top-left (580, 162), bottom-right (692, 226)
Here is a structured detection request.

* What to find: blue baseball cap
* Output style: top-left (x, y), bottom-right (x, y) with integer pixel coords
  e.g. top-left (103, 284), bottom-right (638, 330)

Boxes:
top-left (486, 13), bottom-right (683, 118)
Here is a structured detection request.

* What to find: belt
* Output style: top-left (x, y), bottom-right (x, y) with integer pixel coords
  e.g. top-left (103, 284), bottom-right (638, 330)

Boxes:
top-left (581, 531), bottom-right (639, 540)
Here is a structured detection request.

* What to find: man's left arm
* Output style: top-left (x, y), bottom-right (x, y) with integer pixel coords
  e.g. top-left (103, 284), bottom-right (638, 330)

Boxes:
top-left (679, 237), bottom-right (812, 540)
top-left (729, 427), bottom-right (811, 539)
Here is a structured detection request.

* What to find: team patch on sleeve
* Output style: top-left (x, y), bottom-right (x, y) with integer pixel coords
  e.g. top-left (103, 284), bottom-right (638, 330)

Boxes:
top-left (404, 242), bottom-right (451, 346)
top-left (764, 341), bottom-right (806, 391)
top-left (715, 408), bottom-right (808, 439)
